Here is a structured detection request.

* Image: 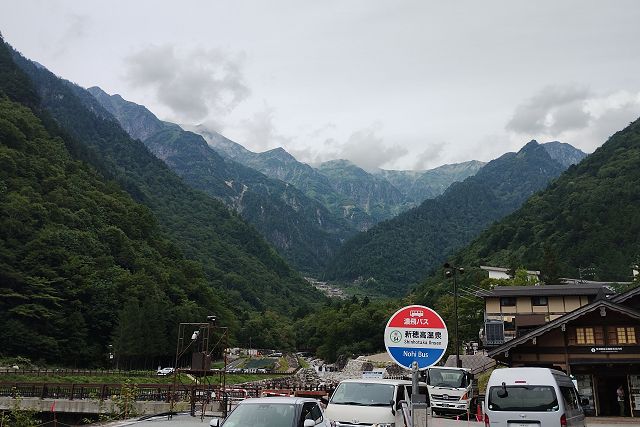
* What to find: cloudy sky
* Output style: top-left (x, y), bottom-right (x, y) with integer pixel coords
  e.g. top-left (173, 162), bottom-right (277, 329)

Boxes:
top-left (1, 1), bottom-right (640, 170)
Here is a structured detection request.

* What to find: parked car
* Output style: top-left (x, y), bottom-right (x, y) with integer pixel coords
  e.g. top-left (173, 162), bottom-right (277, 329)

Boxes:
top-left (324, 378), bottom-right (427, 427)
top-left (156, 367), bottom-right (175, 376)
top-left (210, 396), bottom-right (330, 427)
top-left (484, 367), bottom-right (587, 426)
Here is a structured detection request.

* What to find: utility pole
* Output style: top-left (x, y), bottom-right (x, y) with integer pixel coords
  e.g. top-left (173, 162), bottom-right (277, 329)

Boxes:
top-left (444, 263), bottom-right (464, 368)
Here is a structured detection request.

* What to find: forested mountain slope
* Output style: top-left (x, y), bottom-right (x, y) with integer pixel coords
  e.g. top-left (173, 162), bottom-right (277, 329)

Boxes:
top-left (3, 40), bottom-right (324, 334)
top-left (0, 39), bottom-right (240, 365)
top-left (324, 141), bottom-right (572, 293)
top-left (453, 119), bottom-right (640, 281)
top-left (88, 87), bottom-right (354, 274)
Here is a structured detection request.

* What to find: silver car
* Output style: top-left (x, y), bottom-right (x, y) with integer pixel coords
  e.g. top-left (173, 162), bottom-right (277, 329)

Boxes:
top-left (210, 396), bottom-right (330, 427)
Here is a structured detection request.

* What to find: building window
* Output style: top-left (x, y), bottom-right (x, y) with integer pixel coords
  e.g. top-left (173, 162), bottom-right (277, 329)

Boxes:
top-left (569, 327), bottom-right (603, 346)
top-left (611, 327), bottom-right (637, 345)
top-left (532, 296), bottom-right (548, 306)
top-left (576, 327), bottom-right (595, 345)
top-left (501, 297), bottom-right (516, 307)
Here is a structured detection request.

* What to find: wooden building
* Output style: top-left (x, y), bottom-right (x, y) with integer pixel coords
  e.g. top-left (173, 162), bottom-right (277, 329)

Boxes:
top-left (480, 282), bottom-right (615, 346)
top-left (487, 285), bottom-right (640, 417)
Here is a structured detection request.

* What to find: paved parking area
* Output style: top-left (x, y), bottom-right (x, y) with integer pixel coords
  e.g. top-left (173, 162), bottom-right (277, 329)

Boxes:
top-left (426, 415), bottom-right (638, 426)
top-left (105, 413), bottom-right (638, 427)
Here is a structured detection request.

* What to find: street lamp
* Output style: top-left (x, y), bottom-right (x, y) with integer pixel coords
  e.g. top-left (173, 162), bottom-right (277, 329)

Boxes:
top-left (444, 262), bottom-right (464, 368)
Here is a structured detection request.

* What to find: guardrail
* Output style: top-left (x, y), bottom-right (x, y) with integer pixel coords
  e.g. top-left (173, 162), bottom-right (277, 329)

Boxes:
top-left (0, 382), bottom-right (334, 403)
top-left (0, 368), bottom-right (293, 377)
top-left (0, 369), bottom-right (153, 377)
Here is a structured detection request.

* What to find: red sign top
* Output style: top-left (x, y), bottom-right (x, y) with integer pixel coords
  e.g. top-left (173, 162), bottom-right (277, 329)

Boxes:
top-left (386, 305), bottom-right (445, 329)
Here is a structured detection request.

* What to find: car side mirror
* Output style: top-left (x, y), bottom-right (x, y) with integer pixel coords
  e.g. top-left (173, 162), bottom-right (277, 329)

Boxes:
top-left (209, 418), bottom-right (221, 427)
top-left (390, 399), bottom-right (396, 415)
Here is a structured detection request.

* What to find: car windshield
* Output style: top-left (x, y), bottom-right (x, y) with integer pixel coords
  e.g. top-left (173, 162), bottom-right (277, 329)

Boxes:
top-left (428, 369), bottom-right (466, 388)
top-left (223, 403), bottom-right (296, 427)
top-left (330, 382), bottom-right (394, 406)
top-left (488, 385), bottom-right (559, 412)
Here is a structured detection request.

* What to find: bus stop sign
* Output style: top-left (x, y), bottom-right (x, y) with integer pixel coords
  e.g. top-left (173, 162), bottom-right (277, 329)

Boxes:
top-left (384, 305), bottom-right (448, 370)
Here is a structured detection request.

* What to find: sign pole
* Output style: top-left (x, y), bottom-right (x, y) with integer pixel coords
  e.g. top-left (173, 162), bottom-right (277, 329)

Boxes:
top-left (385, 305), bottom-right (446, 427)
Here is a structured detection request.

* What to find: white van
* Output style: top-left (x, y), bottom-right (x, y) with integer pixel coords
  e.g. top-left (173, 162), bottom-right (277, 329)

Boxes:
top-left (484, 367), bottom-right (586, 427)
top-left (324, 378), bottom-right (427, 427)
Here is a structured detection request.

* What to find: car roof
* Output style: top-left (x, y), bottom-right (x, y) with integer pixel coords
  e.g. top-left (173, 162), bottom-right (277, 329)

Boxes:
top-left (489, 367), bottom-right (568, 383)
top-left (338, 378), bottom-right (413, 385)
top-left (429, 366), bottom-right (470, 372)
top-left (238, 397), bottom-right (320, 405)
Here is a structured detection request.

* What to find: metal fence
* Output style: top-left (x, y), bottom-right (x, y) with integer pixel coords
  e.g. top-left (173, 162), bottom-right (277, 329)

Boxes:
top-left (0, 382), bottom-right (333, 403)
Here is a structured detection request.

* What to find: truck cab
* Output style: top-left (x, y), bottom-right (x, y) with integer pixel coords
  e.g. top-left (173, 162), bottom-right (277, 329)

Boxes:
top-left (426, 366), bottom-right (474, 416)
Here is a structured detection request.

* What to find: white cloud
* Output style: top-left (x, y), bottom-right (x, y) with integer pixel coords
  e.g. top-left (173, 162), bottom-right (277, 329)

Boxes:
top-left (506, 85), bottom-right (592, 135)
top-left (231, 104), bottom-right (292, 152)
top-left (412, 142), bottom-right (446, 170)
top-left (123, 45), bottom-right (250, 123)
top-left (332, 124), bottom-right (409, 171)
top-left (507, 86), bottom-right (640, 152)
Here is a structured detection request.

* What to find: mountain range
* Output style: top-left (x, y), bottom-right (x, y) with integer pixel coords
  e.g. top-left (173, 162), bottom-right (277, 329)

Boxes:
top-left (8, 34), bottom-right (635, 368)
top-left (86, 88), bottom-right (490, 273)
top-left (88, 87), bottom-right (354, 274)
top-left (323, 140), bottom-right (587, 293)
top-left (196, 125), bottom-right (486, 229)
top-left (1, 37), bottom-right (330, 363)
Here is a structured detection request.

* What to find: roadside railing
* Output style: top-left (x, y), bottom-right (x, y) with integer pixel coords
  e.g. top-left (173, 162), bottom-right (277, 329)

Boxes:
top-left (0, 369), bottom-right (151, 377)
top-left (0, 382), bottom-right (333, 403)
top-left (0, 368), bottom-right (293, 377)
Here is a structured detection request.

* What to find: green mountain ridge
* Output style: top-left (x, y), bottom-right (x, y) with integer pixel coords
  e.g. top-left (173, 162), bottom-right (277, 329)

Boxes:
top-left (88, 86), bottom-right (354, 274)
top-left (450, 119), bottom-right (640, 282)
top-left (323, 140), bottom-right (574, 293)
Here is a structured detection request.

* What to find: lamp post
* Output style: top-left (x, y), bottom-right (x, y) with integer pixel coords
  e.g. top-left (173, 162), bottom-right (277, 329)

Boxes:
top-left (444, 262), bottom-right (464, 368)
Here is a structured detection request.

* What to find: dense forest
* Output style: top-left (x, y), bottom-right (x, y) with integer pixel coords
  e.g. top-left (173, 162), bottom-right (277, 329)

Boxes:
top-left (0, 36), bottom-right (326, 367)
top-left (0, 95), bottom-right (221, 365)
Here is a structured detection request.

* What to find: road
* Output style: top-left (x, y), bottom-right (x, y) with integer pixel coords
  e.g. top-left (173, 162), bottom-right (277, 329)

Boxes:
top-left (104, 413), bottom-right (638, 427)
top-left (428, 415), bottom-right (638, 426)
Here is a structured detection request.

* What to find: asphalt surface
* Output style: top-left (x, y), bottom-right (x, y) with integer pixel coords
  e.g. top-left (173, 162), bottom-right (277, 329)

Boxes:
top-left (104, 413), bottom-right (639, 427)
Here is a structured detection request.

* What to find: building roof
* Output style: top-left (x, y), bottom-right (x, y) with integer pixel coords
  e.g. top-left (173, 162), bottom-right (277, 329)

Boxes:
top-left (480, 266), bottom-right (540, 275)
top-left (611, 283), bottom-right (640, 304)
top-left (444, 353), bottom-right (496, 374)
top-left (487, 299), bottom-right (640, 358)
top-left (478, 283), bottom-right (616, 298)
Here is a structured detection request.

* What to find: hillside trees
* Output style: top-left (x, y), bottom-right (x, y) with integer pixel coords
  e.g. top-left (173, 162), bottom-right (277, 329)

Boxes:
top-left (458, 118), bottom-right (640, 281)
top-left (0, 96), bottom-right (224, 366)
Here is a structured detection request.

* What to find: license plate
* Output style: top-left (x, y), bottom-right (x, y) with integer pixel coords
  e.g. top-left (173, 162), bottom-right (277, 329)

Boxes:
top-left (507, 423), bottom-right (539, 427)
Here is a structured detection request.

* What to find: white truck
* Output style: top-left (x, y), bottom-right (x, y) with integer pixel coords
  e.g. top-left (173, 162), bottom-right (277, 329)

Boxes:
top-left (425, 366), bottom-right (475, 417)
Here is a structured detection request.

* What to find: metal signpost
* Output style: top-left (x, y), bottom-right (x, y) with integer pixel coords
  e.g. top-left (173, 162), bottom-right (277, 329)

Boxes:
top-left (385, 305), bottom-right (449, 427)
